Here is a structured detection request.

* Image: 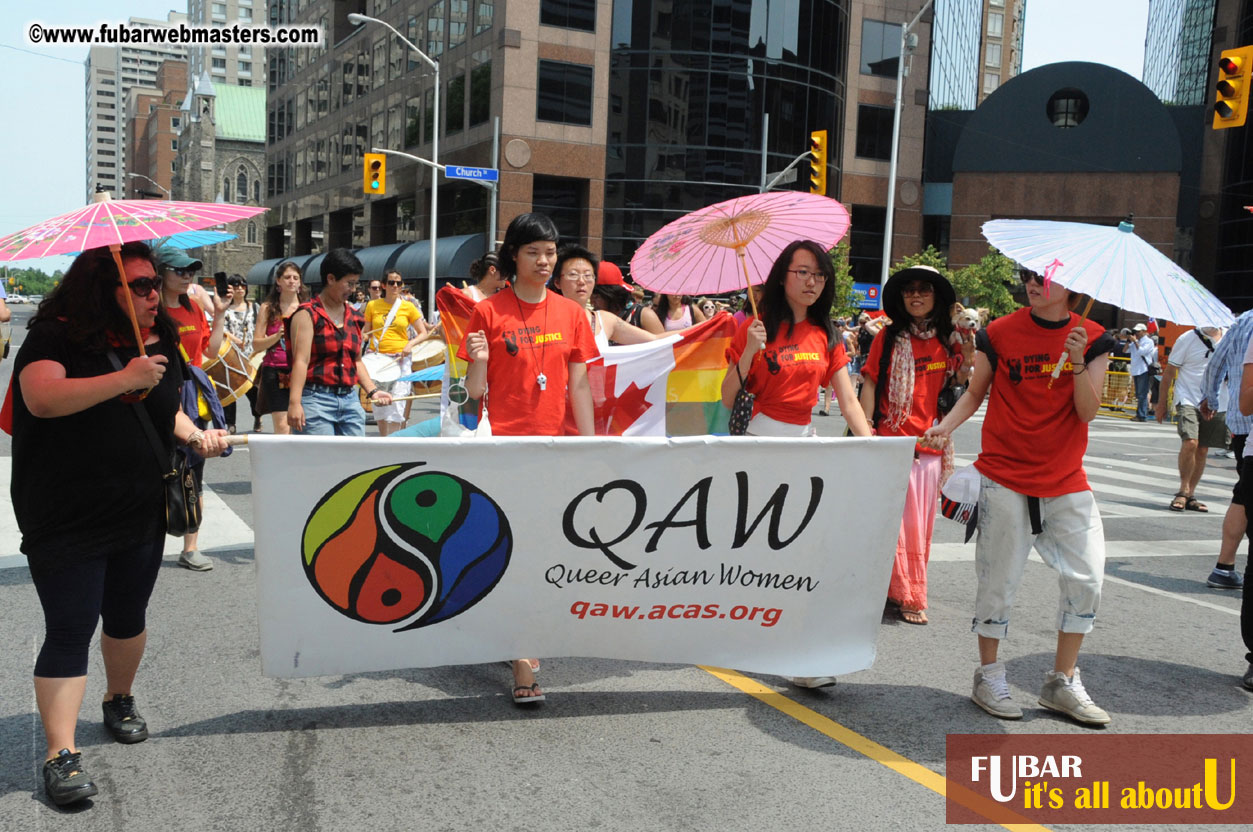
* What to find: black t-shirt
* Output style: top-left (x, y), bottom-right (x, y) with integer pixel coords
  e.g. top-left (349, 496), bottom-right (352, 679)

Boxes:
top-left (11, 319), bottom-right (185, 566)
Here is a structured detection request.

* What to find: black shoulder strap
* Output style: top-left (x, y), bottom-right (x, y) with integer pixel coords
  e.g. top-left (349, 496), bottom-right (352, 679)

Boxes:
top-left (106, 349), bottom-right (174, 478)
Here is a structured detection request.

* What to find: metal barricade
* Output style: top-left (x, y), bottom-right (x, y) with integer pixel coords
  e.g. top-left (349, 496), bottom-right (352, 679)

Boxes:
top-left (1101, 356), bottom-right (1135, 417)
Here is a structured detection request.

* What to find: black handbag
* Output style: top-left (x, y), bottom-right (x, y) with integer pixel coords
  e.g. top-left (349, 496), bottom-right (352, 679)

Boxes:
top-left (108, 350), bottom-right (202, 537)
top-left (728, 362), bottom-right (755, 436)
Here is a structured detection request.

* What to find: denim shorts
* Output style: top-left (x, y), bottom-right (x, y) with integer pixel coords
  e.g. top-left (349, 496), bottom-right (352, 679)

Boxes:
top-left (298, 388), bottom-right (365, 436)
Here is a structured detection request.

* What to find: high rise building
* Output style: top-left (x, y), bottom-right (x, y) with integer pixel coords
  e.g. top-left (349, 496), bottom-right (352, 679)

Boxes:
top-left (124, 60), bottom-right (189, 200)
top-left (929, 0), bottom-right (1024, 110)
top-left (84, 12), bottom-right (188, 201)
top-left (186, 0), bottom-right (266, 88)
top-left (1143, 0), bottom-right (1218, 105)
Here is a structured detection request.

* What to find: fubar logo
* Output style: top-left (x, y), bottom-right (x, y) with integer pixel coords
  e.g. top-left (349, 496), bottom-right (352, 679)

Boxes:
top-left (302, 463), bottom-right (512, 630)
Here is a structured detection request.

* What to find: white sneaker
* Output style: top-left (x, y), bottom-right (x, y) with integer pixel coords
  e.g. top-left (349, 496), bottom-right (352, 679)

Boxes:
top-left (786, 676), bottom-right (837, 689)
top-left (972, 662), bottom-right (1022, 719)
top-left (1039, 667), bottom-right (1110, 725)
top-left (178, 550), bottom-right (213, 572)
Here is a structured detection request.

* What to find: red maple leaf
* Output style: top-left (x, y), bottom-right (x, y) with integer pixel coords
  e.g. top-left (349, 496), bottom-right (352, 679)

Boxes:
top-left (607, 381), bottom-right (653, 435)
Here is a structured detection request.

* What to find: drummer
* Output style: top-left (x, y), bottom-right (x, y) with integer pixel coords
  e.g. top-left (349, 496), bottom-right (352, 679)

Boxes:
top-left (361, 270), bottom-right (431, 436)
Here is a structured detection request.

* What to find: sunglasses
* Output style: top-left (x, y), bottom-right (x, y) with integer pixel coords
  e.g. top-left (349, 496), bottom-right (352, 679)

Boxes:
top-left (165, 267), bottom-right (197, 278)
top-left (118, 277), bottom-right (161, 297)
top-left (1020, 272), bottom-right (1043, 285)
top-left (386, 279), bottom-right (404, 286)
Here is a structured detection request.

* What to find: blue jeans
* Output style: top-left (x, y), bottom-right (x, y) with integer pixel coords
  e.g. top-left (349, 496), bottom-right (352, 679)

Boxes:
top-left (1133, 371), bottom-right (1152, 420)
top-left (298, 388), bottom-right (365, 436)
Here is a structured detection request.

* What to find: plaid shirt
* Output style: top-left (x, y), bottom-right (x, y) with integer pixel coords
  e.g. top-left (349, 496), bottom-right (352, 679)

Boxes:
top-left (300, 297), bottom-right (364, 387)
top-left (1203, 310), bottom-right (1253, 436)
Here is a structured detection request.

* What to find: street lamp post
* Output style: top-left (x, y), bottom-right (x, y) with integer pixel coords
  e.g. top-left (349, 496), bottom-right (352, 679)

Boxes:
top-left (347, 12), bottom-right (439, 322)
top-left (127, 172), bottom-right (171, 199)
top-left (879, 0), bottom-right (933, 287)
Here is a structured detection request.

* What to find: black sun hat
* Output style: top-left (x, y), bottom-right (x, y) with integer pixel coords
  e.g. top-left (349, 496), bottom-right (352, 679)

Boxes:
top-left (882, 265), bottom-right (957, 323)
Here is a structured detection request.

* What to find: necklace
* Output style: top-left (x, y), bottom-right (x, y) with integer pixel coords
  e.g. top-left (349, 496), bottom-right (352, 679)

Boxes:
top-left (511, 287), bottom-right (550, 390)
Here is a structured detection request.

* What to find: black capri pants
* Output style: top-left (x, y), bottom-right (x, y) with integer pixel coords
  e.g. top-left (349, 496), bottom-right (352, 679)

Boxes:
top-left (30, 531), bottom-right (166, 678)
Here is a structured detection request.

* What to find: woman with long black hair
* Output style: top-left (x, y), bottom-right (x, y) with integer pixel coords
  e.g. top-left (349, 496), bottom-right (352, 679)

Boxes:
top-left (10, 243), bottom-right (228, 805)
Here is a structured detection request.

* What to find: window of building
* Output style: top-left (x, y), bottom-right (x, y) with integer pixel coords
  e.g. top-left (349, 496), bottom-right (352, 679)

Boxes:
top-left (405, 95), bottom-right (421, 146)
top-left (373, 37), bottom-right (387, 89)
top-left (540, 0), bottom-right (595, 31)
top-left (861, 19), bottom-right (901, 77)
top-left (247, 222), bottom-right (257, 244)
top-left (533, 175), bottom-right (585, 242)
top-left (171, 116), bottom-right (181, 129)
top-left (240, 79), bottom-right (251, 87)
top-left (171, 139), bottom-right (178, 150)
top-left (854, 105), bottom-right (893, 160)
top-left (239, 61), bottom-right (252, 74)
top-left (537, 60), bottom-right (593, 125)
top-left (406, 16), bottom-right (421, 72)
top-left (449, 0), bottom-right (469, 47)
top-left (475, 0), bottom-right (494, 34)
top-left (1046, 88), bottom-right (1089, 127)
top-left (985, 43), bottom-right (1001, 67)
top-left (223, 176), bottom-right (231, 201)
top-left (447, 73), bottom-right (466, 134)
top-left (212, 58), bottom-right (226, 70)
top-left (987, 13), bottom-right (1003, 38)
top-left (470, 52), bottom-right (491, 126)
top-left (427, 1), bottom-right (445, 58)
top-left (984, 72), bottom-right (1000, 94)
top-left (990, 0), bottom-right (1004, 6)
top-left (849, 205), bottom-right (886, 283)
top-left (239, 7), bottom-right (253, 21)
top-left (212, 3), bottom-right (226, 19)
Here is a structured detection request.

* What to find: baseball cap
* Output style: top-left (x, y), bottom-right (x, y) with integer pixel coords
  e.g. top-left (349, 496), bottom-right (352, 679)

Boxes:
top-left (153, 246), bottom-right (203, 271)
top-left (597, 260), bottom-right (626, 286)
top-left (1132, 323), bottom-right (1148, 332)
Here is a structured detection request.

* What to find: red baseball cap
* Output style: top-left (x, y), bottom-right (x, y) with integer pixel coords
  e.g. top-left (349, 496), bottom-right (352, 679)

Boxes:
top-left (597, 260), bottom-right (625, 286)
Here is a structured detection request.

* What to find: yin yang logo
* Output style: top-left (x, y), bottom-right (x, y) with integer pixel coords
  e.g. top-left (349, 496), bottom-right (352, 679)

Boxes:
top-left (302, 464), bottom-right (512, 630)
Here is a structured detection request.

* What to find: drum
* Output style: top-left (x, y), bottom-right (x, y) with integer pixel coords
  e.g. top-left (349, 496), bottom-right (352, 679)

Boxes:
top-left (410, 339), bottom-right (446, 371)
top-left (362, 352), bottom-right (403, 393)
top-left (203, 341), bottom-right (257, 406)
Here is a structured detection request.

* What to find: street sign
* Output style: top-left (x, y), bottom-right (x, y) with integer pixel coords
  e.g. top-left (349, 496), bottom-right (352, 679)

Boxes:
top-left (765, 169), bottom-right (798, 185)
top-left (851, 282), bottom-right (881, 310)
top-left (445, 165), bottom-right (499, 182)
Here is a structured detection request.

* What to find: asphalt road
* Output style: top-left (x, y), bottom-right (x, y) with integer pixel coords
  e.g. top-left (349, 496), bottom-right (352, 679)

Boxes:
top-left (0, 304), bottom-right (1248, 832)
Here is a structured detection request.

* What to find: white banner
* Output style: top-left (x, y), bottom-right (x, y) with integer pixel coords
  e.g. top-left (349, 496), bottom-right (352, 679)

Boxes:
top-left (250, 435), bottom-right (915, 679)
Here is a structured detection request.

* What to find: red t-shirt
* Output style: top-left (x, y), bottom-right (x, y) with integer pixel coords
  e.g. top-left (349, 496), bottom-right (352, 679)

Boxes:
top-left (459, 286), bottom-right (597, 436)
top-left (727, 317), bottom-right (848, 425)
top-left (863, 328), bottom-right (959, 454)
top-left (166, 298), bottom-right (211, 368)
top-left (974, 308), bottom-right (1112, 497)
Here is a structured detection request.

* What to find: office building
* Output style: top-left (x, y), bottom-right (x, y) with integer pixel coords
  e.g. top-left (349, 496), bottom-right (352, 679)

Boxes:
top-left (187, 0), bottom-right (266, 88)
top-left (84, 12), bottom-right (188, 201)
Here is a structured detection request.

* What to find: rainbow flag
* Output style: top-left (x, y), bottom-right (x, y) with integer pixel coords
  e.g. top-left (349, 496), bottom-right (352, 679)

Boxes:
top-left (435, 285), bottom-right (481, 428)
top-left (590, 312), bottom-right (737, 436)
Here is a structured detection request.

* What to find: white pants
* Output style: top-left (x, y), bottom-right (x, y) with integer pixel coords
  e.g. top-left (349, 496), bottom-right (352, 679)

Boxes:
top-left (972, 476), bottom-right (1105, 639)
top-left (371, 354), bottom-right (412, 425)
top-left (746, 412), bottom-right (816, 437)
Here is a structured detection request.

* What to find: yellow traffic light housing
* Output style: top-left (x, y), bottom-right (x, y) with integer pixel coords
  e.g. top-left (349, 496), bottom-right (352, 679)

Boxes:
top-left (1213, 46), bottom-right (1253, 129)
top-left (363, 152), bottom-right (387, 195)
top-left (808, 130), bottom-right (828, 195)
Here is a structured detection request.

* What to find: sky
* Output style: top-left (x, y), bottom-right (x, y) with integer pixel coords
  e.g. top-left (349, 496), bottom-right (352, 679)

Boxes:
top-left (0, 1), bottom-right (1153, 277)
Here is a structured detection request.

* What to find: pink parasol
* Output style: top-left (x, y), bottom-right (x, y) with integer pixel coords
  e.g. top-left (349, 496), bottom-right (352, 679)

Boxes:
top-left (628, 191), bottom-right (850, 316)
top-left (0, 191), bottom-right (266, 354)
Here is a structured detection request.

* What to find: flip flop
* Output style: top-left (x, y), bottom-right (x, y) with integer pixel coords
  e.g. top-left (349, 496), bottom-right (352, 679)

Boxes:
top-left (900, 608), bottom-right (928, 625)
top-left (1185, 496), bottom-right (1208, 512)
top-left (511, 683), bottom-right (546, 704)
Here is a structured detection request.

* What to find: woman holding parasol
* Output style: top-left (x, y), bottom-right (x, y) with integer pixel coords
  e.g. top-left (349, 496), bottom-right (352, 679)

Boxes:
top-left (9, 243), bottom-right (228, 805)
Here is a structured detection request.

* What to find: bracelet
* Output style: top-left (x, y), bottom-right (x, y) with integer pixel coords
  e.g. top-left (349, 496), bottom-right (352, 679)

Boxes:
top-left (187, 430), bottom-right (205, 448)
top-left (365, 388), bottom-right (380, 399)
top-left (1073, 363), bottom-right (1087, 375)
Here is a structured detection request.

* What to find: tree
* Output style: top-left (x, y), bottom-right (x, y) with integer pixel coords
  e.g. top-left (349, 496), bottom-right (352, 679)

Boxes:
top-left (827, 240), bottom-right (856, 318)
top-left (950, 247), bottom-right (1018, 317)
top-left (890, 245), bottom-right (949, 275)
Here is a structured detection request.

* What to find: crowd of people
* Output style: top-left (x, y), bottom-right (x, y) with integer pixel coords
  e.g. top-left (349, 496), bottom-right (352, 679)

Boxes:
top-left (6, 212), bottom-right (1251, 808)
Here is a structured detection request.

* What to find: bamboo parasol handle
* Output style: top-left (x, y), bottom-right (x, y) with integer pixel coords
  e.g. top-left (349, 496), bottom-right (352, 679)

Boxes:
top-left (110, 244), bottom-right (146, 357)
top-left (1047, 296), bottom-right (1096, 387)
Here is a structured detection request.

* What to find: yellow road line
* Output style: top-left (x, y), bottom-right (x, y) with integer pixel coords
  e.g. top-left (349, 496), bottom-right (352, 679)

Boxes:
top-left (699, 666), bottom-right (1051, 832)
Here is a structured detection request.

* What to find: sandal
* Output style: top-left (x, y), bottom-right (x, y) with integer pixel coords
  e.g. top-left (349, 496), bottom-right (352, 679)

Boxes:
top-left (1185, 496), bottom-right (1209, 512)
top-left (511, 683), bottom-right (546, 704)
top-left (900, 608), bottom-right (928, 625)
top-left (1169, 492), bottom-right (1187, 511)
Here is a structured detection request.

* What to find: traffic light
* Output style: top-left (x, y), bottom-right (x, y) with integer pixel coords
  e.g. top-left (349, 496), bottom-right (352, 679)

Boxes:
top-left (808, 130), bottom-right (828, 195)
top-left (1213, 45), bottom-right (1253, 129)
top-left (363, 152), bottom-right (386, 195)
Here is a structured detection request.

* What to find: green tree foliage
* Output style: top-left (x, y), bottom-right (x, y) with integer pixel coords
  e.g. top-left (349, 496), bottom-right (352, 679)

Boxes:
top-left (827, 240), bottom-right (856, 318)
top-left (4, 266), bottom-right (62, 296)
top-left (883, 245), bottom-right (1019, 318)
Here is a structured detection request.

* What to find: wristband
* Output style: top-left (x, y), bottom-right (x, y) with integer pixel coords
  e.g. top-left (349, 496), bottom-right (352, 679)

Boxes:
top-left (1073, 363), bottom-right (1087, 375)
top-left (365, 388), bottom-right (380, 399)
top-left (188, 430), bottom-right (205, 448)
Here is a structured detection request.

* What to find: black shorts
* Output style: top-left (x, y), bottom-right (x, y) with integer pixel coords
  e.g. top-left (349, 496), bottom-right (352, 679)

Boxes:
top-left (257, 365), bottom-right (291, 414)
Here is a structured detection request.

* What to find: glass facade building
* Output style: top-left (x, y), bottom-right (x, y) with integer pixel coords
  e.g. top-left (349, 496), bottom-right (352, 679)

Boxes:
top-left (929, 0), bottom-right (982, 110)
top-left (1143, 0), bottom-right (1218, 105)
top-left (603, 0), bottom-right (849, 265)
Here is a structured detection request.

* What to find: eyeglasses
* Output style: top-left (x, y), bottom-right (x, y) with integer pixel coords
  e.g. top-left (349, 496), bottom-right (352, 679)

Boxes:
top-left (386, 279), bottom-right (404, 286)
top-left (788, 268), bottom-right (826, 283)
top-left (901, 282), bottom-right (935, 296)
top-left (562, 271), bottom-right (596, 284)
top-left (1020, 272), bottom-right (1043, 286)
top-left (117, 277), bottom-right (161, 297)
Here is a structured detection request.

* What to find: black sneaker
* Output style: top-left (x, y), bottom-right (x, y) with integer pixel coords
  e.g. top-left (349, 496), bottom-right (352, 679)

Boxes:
top-left (43, 749), bottom-right (98, 806)
top-left (1243, 663), bottom-right (1253, 691)
top-left (102, 694), bottom-right (149, 743)
top-left (1207, 567), bottom-right (1243, 589)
